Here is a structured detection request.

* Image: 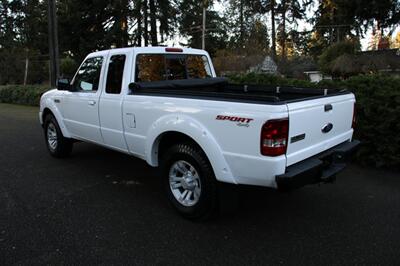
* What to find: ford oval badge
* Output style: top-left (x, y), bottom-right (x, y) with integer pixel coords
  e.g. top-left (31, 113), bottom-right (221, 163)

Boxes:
top-left (322, 123), bottom-right (333, 133)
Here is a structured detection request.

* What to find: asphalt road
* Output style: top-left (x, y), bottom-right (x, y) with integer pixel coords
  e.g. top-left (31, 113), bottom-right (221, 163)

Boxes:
top-left (1, 103), bottom-right (399, 265)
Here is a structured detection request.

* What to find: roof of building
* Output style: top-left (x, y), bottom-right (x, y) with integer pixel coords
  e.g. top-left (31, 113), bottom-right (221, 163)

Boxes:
top-left (332, 48), bottom-right (400, 75)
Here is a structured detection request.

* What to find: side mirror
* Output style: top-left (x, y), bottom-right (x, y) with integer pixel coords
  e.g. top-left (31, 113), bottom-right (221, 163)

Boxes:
top-left (57, 78), bottom-right (73, 91)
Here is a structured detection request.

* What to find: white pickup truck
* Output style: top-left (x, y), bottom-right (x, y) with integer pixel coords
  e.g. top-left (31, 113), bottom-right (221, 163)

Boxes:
top-left (40, 47), bottom-right (359, 219)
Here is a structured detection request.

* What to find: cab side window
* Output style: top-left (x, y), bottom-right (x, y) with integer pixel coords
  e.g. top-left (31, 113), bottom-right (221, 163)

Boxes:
top-left (72, 57), bottom-right (103, 92)
top-left (105, 55), bottom-right (126, 94)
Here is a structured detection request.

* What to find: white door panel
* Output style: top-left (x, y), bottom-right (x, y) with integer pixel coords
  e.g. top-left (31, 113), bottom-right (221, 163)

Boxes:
top-left (63, 92), bottom-right (102, 143)
top-left (98, 52), bottom-right (131, 151)
top-left (62, 55), bottom-right (105, 143)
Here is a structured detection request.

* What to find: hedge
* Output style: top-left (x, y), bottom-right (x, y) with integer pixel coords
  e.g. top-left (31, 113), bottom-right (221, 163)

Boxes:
top-left (1, 74), bottom-right (399, 169)
top-left (0, 85), bottom-right (50, 106)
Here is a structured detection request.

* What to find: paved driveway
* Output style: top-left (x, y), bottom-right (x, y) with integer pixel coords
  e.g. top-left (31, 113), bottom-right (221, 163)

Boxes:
top-left (0, 103), bottom-right (399, 265)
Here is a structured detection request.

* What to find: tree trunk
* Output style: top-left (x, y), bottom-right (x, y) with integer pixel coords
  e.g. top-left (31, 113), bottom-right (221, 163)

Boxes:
top-left (281, 0), bottom-right (286, 60)
top-left (143, 0), bottom-right (149, 46)
top-left (239, 0), bottom-right (244, 49)
top-left (271, 0), bottom-right (276, 58)
top-left (136, 0), bottom-right (142, 46)
top-left (160, 25), bottom-right (164, 43)
top-left (149, 0), bottom-right (157, 45)
top-left (120, 2), bottom-right (129, 47)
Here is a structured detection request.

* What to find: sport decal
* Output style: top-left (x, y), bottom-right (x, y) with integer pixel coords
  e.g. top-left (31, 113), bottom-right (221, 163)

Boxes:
top-left (216, 115), bottom-right (254, 127)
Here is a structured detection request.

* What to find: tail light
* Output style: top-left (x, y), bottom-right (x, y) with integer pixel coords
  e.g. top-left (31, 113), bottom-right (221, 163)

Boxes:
top-left (352, 102), bottom-right (356, 129)
top-left (261, 118), bottom-right (289, 156)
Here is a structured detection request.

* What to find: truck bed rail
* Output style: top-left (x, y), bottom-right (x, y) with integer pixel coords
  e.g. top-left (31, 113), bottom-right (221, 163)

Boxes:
top-left (129, 78), bottom-right (350, 105)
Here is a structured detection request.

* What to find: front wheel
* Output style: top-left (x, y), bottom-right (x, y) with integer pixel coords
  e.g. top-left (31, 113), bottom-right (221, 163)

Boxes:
top-left (161, 143), bottom-right (218, 220)
top-left (44, 114), bottom-right (73, 158)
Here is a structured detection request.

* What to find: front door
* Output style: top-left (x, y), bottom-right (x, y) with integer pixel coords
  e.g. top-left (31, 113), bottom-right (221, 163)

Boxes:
top-left (62, 56), bottom-right (105, 143)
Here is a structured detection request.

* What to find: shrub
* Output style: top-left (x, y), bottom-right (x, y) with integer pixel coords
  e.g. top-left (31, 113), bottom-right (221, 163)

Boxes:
top-left (344, 75), bottom-right (400, 168)
top-left (228, 73), bottom-right (400, 169)
top-left (0, 85), bottom-right (50, 106)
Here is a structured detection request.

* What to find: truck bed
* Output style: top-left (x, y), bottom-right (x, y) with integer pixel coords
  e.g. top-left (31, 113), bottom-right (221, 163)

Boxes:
top-left (129, 78), bottom-right (350, 105)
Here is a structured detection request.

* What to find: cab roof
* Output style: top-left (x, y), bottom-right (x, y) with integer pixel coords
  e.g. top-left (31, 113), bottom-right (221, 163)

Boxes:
top-left (87, 46), bottom-right (209, 58)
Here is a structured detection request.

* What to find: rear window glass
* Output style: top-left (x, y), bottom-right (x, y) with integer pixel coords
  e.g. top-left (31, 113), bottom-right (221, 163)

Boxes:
top-left (136, 54), bottom-right (212, 82)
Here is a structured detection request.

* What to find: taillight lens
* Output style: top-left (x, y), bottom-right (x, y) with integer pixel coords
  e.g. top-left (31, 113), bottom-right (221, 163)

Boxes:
top-left (352, 102), bottom-right (356, 129)
top-left (261, 119), bottom-right (289, 156)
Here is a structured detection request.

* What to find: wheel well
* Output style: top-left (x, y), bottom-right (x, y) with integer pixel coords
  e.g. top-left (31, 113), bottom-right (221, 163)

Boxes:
top-left (42, 108), bottom-right (54, 125)
top-left (156, 131), bottom-right (202, 162)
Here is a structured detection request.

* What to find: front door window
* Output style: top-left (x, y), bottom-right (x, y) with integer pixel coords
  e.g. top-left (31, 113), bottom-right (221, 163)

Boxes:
top-left (72, 57), bottom-right (103, 92)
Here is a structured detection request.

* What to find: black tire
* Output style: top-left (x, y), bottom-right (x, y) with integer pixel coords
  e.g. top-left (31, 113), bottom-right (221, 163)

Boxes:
top-left (44, 114), bottom-right (73, 158)
top-left (160, 142), bottom-right (218, 220)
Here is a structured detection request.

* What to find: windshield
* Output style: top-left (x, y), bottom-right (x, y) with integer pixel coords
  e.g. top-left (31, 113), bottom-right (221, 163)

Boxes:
top-left (135, 54), bottom-right (213, 82)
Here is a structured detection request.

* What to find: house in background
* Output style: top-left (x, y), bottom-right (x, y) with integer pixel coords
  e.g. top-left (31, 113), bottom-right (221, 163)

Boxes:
top-left (248, 56), bottom-right (278, 74)
top-left (331, 48), bottom-right (400, 77)
top-left (304, 71), bottom-right (332, 83)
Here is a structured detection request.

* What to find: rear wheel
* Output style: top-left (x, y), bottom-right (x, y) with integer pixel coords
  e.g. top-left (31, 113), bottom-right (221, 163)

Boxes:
top-left (161, 143), bottom-right (218, 220)
top-left (44, 114), bottom-right (73, 158)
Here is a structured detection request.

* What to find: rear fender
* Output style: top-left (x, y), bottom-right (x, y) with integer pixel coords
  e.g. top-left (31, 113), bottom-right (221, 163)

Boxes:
top-left (146, 114), bottom-right (236, 184)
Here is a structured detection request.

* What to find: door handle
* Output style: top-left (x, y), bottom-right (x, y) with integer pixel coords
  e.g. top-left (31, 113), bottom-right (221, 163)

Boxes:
top-left (88, 100), bottom-right (96, 106)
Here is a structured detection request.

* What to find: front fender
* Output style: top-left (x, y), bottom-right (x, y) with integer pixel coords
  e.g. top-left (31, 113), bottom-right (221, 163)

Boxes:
top-left (146, 114), bottom-right (237, 184)
top-left (40, 92), bottom-right (71, 138)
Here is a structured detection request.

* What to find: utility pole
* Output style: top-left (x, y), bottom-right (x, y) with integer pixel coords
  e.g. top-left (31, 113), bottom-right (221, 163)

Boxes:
top-left (202, 0), bottom-right (207, 50)
top-left (47, 0), bottom-right (60, 88)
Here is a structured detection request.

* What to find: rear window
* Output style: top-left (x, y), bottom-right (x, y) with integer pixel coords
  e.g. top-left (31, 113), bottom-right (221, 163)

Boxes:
top-left (135, 54), bottom-right (212, 82)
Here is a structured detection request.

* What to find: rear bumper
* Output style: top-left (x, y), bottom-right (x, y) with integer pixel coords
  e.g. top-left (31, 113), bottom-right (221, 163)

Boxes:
top-left (276, 140), bottom-right (360, 190)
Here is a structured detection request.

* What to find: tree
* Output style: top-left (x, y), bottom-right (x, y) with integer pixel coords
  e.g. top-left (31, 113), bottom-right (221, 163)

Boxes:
top-left (318, 40), bottom-right (360, 74)
top-left (0, 0), bottom-right (23, 49)
top-left (276, 0), bottom-right (311, 60)
top-left (246, 19), bottom-right (270, 55)
top-left (157, 0), bottom-right (179, 44)
top-left (149, 0), bottom-right (157, 45)
top-left (58, 0), bottom-right (110, 60)
top-left (224, 0), bottom-right (271, 54)
top-left (224, 0), bottom-right (254, 50)
top-left (310, 0), bottom-right (399, 56)
top-left (250, 0), bottom-right (277, 58)
top-left (178, 0), bottom-right (228, 56)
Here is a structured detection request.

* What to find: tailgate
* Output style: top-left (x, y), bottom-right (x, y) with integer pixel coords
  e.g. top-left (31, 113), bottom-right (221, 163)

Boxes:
top-left (286, 93), bottom-right (355, 166)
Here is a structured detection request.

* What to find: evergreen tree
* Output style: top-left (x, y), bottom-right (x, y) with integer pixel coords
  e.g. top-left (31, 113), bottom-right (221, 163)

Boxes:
top-left (276, 0), bottom-right (311, 59)
top-left (178, 0), bottom-right (228, 56)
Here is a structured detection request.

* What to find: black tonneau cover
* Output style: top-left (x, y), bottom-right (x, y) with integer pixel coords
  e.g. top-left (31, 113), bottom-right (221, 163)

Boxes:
top-left (128, 78), bottom-right (350, 105)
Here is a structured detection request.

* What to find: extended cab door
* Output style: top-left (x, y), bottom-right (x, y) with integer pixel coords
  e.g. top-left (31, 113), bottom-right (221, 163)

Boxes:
top-left (98, 50), bottom-right (131, 152)
top-left (62, 55), bottom-right (105, 143)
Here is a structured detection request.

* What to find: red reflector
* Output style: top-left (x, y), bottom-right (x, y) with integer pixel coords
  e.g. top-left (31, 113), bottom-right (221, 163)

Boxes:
top-left (165, 47), bottom-right (183, 52)
top-left (261, 119), bottom-right (289, 156)
top-left (352, 102), bottom-right (356, 129)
